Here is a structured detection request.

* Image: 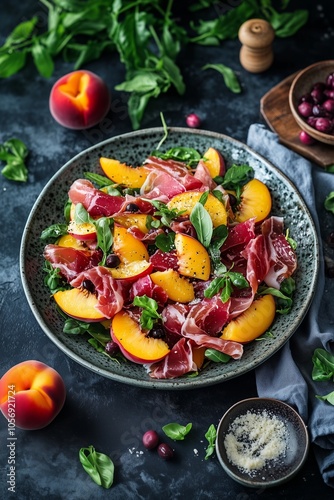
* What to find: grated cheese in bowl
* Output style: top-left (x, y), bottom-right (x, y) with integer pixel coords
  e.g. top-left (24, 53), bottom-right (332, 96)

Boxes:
top-left (224, 409), bottom-right (288, 474)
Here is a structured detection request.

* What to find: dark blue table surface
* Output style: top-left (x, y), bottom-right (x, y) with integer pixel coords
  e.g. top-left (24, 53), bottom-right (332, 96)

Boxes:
top-left (1, 1), bottom-right (334, 499)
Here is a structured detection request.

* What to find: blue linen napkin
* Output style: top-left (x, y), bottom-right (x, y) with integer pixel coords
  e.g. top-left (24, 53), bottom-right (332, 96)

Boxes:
top-left (247, 124), bottom-right (334, 489)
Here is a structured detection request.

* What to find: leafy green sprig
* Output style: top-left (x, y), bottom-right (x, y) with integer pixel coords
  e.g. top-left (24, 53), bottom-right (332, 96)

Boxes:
top-left (79, 445), bottom-right (114, 489)
top-left (133, 295), bottom-right (162, 330)
top-left (0, 138), bottom-right (29, 182)
top-left (312, 348), bottom-right (334, 406)
top-left (0, 1), bottom-right (308, 129)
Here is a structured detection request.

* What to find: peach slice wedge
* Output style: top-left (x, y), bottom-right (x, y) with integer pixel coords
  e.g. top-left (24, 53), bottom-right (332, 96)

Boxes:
top-left (221, 294), bottom-right (275, 343)
top-left (113, 224), bottom-right (149, 263)
top-left (167, 191), bottom-right (227, 227)
top-left (174, 233), bottom-right (211, 281)
top-left (67, 220), bottom-right (97, 240)
top-left (100, 157), bottom-right (149, 189)
top-left (57, 234), bottom-right (86, 250)
top-left (203, 147), bottom-right (226, 178)
top-left (113, 214), bottom-right (155, 234)
top-left (53, 288), bottom-right (105, 322)
top-left (150, 269), bottom-right (195, 303)
top-left (108, 260), bottom-right (153, 281)
top-left (234, 178), bottom-right (272, 224)
top-left (111, 310), bottom-right (170, 364)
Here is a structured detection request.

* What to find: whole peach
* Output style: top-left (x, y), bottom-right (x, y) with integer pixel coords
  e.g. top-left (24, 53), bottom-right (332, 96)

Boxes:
top-left (49, 70), bottom-right (111, 129)
top-left (0, 360), bottom-right (66, 430)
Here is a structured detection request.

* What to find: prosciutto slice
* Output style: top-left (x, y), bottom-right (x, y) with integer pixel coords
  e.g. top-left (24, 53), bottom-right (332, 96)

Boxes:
top-left (43, 244), bottom-right (99, 282)
top-left (140, 170), bottom-right (185, 200)
top-left (144, 156), bottom-right (203, 190)
top-left (181, 317), bottom-right (243, 359)
top-left (261, 217), bottom-right (297, 288)
top-left (70, 266), bottom-right (128, 318)
top-left (69, 179), bottom-right (125, 217)
top-left (146, 338), bottom-right (196, 379)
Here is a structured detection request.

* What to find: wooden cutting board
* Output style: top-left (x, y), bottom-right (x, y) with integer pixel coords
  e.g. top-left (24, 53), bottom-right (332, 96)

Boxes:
top-left (260, 72), bottom-right (334, 168)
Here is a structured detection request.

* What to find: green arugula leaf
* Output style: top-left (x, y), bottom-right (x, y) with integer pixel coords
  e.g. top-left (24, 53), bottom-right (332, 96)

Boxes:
top-left (204, 424), bottom-right (217, 460)
top-left (84, 172), bottom-right (115, 188)
top-left (268, 9), bottom-right (308, 37)
top-left (79, 445), bottom-right (114, 489)
top-left (43, 261), bottom-right (67, 294)
top-left (151, 146), bottom-right (202, 166)
top-left (31, 41), bottom-right (54, 77)
top-left (162, 422), bottom-right (192, 440)
top-left (133, 295), bottom-right (162, 330)
top-left (202, 63), bottom-right (241, 93)
top-left (151, 200), bottom-right (185, 227)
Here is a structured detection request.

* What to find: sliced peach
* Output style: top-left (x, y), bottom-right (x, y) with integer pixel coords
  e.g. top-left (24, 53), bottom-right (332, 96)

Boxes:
top-left (150, 269), bottom-right (195, 303)
top-left (113, 214), bottom-right (156, 234)
top-left (57, 234), bottom-right (86, 250)
top-left (68, 220), bottom-right (97, 240)
top-left (113, 224), bottom-right (149, 263)
top-left (235, 179), bottom-right (272, 224)
top-left (174, 233), bottom-right (211, 281)
top-left (192, 346), bottom-right (207, 370)
top-left (53, 288), bottom-right (105, 322)
top-left (111, 310), bottom-right (170, 364)
top-left (221, 294), bottom-right (276, 343)
top-left (109, 260), bottom-right (153, 280)
top-left (167, 191), bottom-right (227, 227)
top-left (203, 147), bottom-right (226, 178)
top-left (100, 157), bottom-right (149, 188)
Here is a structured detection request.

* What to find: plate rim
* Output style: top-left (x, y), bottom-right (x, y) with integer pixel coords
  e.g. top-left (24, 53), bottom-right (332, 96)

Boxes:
top-left (19, 126), bottom-right (320, 389)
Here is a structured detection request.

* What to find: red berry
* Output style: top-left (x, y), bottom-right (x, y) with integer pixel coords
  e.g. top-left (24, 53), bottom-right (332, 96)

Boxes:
top-left (142, 430), bottom-right (160, 450)
top-left (186, 113), bottom-right (201, 128)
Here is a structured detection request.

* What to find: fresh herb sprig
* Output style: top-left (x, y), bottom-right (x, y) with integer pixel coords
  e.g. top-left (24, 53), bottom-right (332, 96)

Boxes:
top-left (133, 295), bottom-right (162, 330)
top-left (162, 422), bottom-right (192, 441)
top-left (0, 1), bottom-right (308, 129)
top-left (0, 138), bottom-right (29, 182)
top-left (312, 348), bottom-right (334, 406)
top-left (79, 445), bottom-right (114, 489)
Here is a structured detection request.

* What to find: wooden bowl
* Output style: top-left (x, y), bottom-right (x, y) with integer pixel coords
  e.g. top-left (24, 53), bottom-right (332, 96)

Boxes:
top-left (289, 60), bottom-right (334, 146)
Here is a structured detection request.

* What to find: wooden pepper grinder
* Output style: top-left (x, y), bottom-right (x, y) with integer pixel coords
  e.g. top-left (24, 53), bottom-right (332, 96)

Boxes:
top-left (238, 19), bottom-right (275, 73)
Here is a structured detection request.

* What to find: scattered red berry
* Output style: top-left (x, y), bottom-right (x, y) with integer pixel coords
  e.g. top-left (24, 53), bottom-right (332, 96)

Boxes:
top-left (186, 113), bottom-right (201, 128)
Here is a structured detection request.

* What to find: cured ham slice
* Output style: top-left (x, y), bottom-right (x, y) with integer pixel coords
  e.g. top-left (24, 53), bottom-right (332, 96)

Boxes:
top-left (70, 266), bottom-right (128, 318)
top-left (140, 170), bottom-right (185, 200)
top-left (261, 217), bottom-right (297, 288)
top-left (68, 179), bottom-right (125, 217)
top-left (43, 244), bottom-right (99, 281)
top-left (145, 156), bottom-right (203, 190)
top-left (146, 338), bottom-right (196, 379)
top-left (181, 318), bottom-right (243, 359)
top-left (193, 160), bottom-right (217, 190)
top-left (187, 296), bottom-right (230, 335)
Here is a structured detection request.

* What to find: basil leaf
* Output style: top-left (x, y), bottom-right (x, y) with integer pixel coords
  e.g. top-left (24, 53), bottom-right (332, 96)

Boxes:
top-left (0, 51), bottom-right (27, 78)
top-left (204, 424), bottom-right (216, 460)
top-left (0, 138), bottom-right (29, 181)
top-left (324, 191), bottom-right (334, 214)
top-left (95, 217), bottom-right (113, 265)
top-left (162, 422), bottom-right (192, 440)
top-left (155, 232), bottom-right (175, 252)
top-left (190, 202), bottom-right (213, 248)
top-left (40, 223), bottom-right (68, 241)
top-left (312, 348), bottom-right (334, 382)
top-left (204, 277), bottom-right (225, 298)
top-left (205, 349), bottom-right (230, 363)
top-left (269, 9), bottom-right (309, 37)
top-left (202, 63), bottom-right (241, 93)
top-left (316, 391), bottom-right (334, 406)
top-left (220, 164), bottom-right (254, 189)
top-left (133, 295), bottom-right (162, 330)
top-left (4, 18), bottom-right (38, 46)
top-left (74, 203), bottom-right (94, 224)
top-left (227, 271), bottom-right (249, 288)
top-left (151, 147), bottom-right (202, 165)
top-left (79, 445), bottom-right (114, 489)
top-left (31, 42), bottom-right (54, 78)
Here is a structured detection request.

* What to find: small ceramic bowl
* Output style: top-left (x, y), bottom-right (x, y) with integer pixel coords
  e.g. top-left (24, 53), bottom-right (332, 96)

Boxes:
top-left (289, 60), bottom-right (334, 146)
top-left (216, 398), bottom-right (309, 488)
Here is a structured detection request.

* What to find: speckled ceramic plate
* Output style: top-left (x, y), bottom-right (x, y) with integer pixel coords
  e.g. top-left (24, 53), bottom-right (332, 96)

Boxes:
top-left (216, 398), bottom-right (309, 487)
top-left (20, 127), bottom-right (319, 389)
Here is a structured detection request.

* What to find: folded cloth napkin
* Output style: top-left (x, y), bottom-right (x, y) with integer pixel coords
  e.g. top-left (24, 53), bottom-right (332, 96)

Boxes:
top-left (247, 124), bottom-right (334, 489)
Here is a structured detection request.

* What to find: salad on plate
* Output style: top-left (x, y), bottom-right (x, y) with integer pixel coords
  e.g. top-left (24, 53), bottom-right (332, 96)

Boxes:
top-left (41, 144), bottom-right (297, 380)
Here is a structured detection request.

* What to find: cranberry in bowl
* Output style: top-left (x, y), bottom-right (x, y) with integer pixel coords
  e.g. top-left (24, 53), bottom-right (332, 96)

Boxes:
top-left (289, 60), bottom-right (334, 146)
